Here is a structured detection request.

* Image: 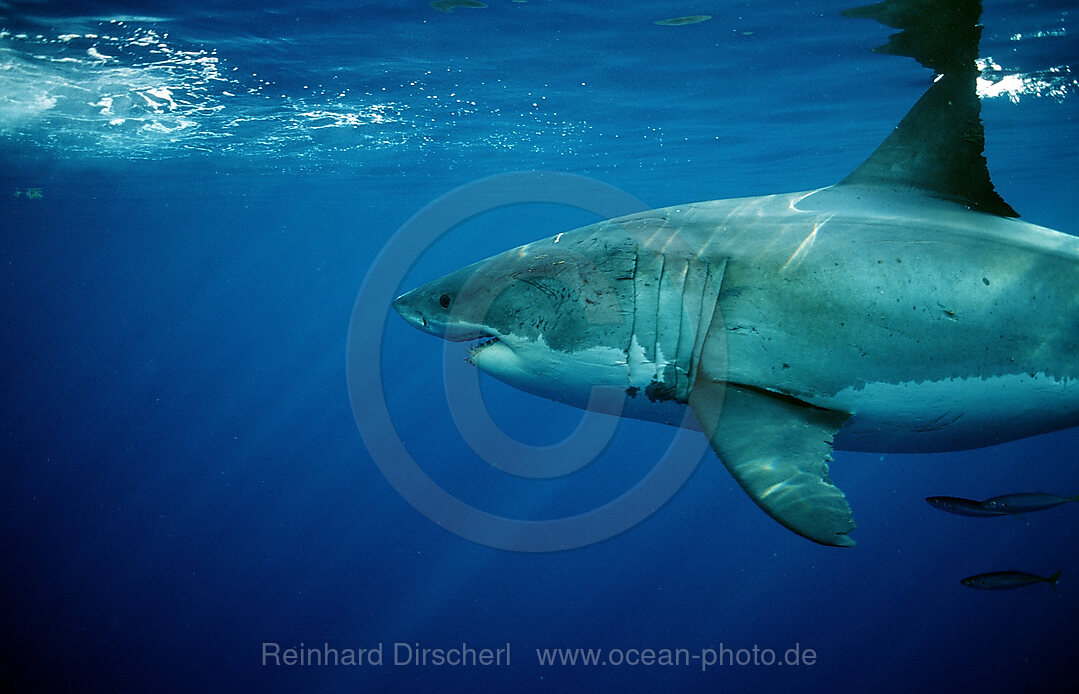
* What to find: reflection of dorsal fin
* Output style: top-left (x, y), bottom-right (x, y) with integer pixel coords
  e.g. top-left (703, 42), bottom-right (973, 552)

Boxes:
top-left (838, 0), bottom-right (1018, 217)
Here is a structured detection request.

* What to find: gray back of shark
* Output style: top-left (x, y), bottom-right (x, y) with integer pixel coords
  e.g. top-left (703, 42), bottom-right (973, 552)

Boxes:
top-left (392, 0), bottom-right (1079, 547)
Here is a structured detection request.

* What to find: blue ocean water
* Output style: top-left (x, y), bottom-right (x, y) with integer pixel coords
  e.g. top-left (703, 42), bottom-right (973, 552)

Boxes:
top-left (2, 0), bottom-right (1077, 691)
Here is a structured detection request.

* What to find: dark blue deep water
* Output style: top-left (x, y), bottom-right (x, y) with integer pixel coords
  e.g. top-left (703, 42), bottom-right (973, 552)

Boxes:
top-left (2, 1), bottom-right (1077, 691)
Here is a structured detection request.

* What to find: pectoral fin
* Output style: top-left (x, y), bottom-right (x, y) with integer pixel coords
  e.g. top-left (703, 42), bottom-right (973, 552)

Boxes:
top-left (689, 381), bottom-right (856, 547)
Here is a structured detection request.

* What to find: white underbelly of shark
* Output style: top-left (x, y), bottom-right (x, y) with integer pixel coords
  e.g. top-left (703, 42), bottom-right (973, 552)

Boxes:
top-left (827, 373), bottom-right (1079, 452)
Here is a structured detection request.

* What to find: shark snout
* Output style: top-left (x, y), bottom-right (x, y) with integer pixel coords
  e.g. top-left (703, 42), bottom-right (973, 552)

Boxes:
top-left (392, 293), bottom-right (429, 332)
top-left (393, 288), bottom-right (498, 343)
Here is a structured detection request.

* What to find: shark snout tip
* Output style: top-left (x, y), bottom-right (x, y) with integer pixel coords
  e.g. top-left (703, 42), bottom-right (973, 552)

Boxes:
top-left (392, 293), bottom-right (428, 330)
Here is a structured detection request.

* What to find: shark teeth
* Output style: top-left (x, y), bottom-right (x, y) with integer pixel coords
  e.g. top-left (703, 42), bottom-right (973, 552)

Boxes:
top-left (465, 336), bottom-right (500, 365)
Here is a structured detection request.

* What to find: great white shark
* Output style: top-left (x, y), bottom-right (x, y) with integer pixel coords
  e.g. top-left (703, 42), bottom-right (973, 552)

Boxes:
top-left (391, 0), bottom-right (1078, 546)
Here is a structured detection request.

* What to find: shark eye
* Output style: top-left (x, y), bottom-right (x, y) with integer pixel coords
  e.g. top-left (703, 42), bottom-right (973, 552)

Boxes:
top-left (439, 293), bottom-right (452, 309)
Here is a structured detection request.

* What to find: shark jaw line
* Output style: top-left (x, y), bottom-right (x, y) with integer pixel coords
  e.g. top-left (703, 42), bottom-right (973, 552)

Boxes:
top-left (464, 334), bottom-right (502, 365)
top-left (435, 318), bottom-right (499, 344)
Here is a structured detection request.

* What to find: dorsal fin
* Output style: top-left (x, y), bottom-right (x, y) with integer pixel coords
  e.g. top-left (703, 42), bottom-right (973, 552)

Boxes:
top-left (838, 0), bottom-right (1018, 217)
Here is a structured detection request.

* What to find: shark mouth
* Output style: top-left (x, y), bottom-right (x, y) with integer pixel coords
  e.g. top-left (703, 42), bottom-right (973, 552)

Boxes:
top-left (465, 336), bottom-right (500, 365)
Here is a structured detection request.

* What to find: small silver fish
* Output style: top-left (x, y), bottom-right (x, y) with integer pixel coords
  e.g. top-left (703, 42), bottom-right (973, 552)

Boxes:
top-left (926, 492), bottom-right (1078, 517)
top-left (961, 570), bottom-right (1062, 591)
top-left (979, 492), bottom-right (1079, 514)
top-left (924, 495), bottom-right (1008, 517)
